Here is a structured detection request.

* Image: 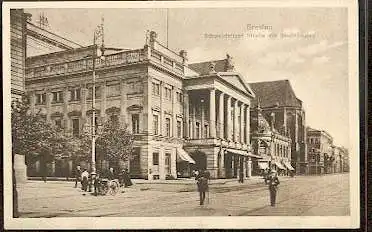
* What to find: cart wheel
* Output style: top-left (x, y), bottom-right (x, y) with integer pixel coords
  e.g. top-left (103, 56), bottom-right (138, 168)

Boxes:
top-left (109, 180), bottom-right (119, 196)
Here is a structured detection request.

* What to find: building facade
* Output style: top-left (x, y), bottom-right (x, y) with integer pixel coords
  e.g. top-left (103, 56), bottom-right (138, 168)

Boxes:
top-left (249, 80), bottom-right (308, 175)
top-left (10, 9), bottom-right (28, 101)
top-left (25, 31), bottom-right (256, 180)
top-left (306, 127), bottom-right (333, 175)
top-left (250, 106), bottom-right (293, 176)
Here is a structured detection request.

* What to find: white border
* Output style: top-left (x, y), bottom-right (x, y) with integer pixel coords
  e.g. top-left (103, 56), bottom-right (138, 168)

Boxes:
top-left (3, 0), bottom-right (360, 229)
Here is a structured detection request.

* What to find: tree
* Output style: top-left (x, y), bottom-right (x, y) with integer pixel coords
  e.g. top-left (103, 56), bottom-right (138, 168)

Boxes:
top-left (11, 96), bottom-right (74, 180)
top-left (79, 117), bottom-right (134, 172)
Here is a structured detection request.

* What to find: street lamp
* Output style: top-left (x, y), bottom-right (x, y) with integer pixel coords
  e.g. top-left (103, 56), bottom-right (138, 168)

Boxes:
top-left (91, 18), bottom-right (105, 174)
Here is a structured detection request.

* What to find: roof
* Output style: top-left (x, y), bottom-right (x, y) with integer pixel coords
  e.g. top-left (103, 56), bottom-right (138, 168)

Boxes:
top-left (189, 59), bottom-right (228, 75)
top-left (249, 80), bottom-right (302, 108)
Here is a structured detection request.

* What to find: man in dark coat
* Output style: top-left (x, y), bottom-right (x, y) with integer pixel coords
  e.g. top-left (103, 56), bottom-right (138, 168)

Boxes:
top-left (196, 170), bottom-right (209, 205)
top-left (121, 169), bottom-right (133, 187)
top-left (74, 165), bottom-right (81, 188)
top-left (266, 170), bottom-right (280, 206)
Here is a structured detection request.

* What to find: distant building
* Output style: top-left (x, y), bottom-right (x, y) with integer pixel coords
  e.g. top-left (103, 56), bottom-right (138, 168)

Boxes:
top-left (249, 80), bottom-right (308, 175)
top-left (25, 31), bottom-right (256, 180)
top-left (250, 105), bottom-right (293, 176)
top-left (306, 127), bottom-right (333, 175)
top-left (10, 9), bottom-right (28, 101)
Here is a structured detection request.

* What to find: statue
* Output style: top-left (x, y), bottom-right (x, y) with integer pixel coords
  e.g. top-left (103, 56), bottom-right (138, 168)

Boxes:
top-left (225, 53), bottom-right (234, 71)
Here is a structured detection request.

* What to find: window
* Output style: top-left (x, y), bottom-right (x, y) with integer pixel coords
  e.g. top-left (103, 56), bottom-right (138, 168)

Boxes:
top-left (55, 119), bottom-right (62, 128)
top-left (152, 82), bottom-right (160, 96)
top-left (177, 121), bottom-right (182, 138)
top-left (195, 122), bottom-right (200, 139)
top-left (165, 153), bottom-right (171, 174)
top-left (87, 86), bottom-right (101, 100)
top-left (176, 92), bottom-right (183, 103)
top-left (204, 124), bottom-right (209, 138)
top-left (110, 114), bottom-right (119, 124)
top-left (35, 93), bottom-right (46, 105)
top-left (153, 115), bottom-right (159, 135)
top-left (107, 84), bottom-right (120, 97)
top-left (165, 87), bottom-right (172, 100)
top-left (153, 152), bottom-right (159, 165)
top-left (165, 118), bottom-right (171, 137)
top-left (69, 88), bottom-right (81, 102)
top-left (72, 118), bottom-right (80, 137)
top-left (132, 114), bottom-right (139, 134)
top-left (52, 91), bottom-right (63, 103)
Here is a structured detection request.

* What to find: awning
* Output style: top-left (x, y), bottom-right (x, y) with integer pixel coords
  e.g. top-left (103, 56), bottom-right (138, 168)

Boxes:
top-left (274, 161), bottom-right (286, 170)
top-left (226, 149), bottom-right (262, 158)
top-left (177, 148), bottom-right (196, 164)
top-left (283, 162), bottom-right (295, 171)
top-left (257, 162), bottom-right (269, 169)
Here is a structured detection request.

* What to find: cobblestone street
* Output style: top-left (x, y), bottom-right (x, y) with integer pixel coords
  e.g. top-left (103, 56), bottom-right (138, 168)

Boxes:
top-left (17, 173), bottom-right (349, 217)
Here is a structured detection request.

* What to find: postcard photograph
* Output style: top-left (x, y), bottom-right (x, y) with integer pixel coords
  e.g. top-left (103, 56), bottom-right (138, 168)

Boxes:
top-left (3, 0), bottom-right (359, 229)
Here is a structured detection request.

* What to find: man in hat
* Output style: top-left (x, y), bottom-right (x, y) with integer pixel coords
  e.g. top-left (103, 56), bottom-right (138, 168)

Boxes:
top-left (196, 170), bottom-right (209, 205)
top-left (74, 165), bottom-right (81, 188)
top-left (266, 169), bottom-right (280, 206)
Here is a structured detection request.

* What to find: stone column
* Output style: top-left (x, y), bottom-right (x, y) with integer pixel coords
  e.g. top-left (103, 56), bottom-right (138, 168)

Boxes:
top-left (209, 89), bottom-right (216, 138)
top-left (226, 95), bottom-right (232, 141)
top-left (46, 91), bottom-right (52, 122)
top-left (172, 87), bottom-right (177, 138)
top-left (245, 105), bottom-right (250, 144)
top-left (143, 76), bottom-right (153, 134)
top-left (218, 92), bottom-right (224, 139)
top-left (242, 157), bottom-right (247, 178)
top-left (63, 87), bottom-right (69, 131)
top-left (201, 98), bottom-right (205, 138)
top-left (236, 155), bottom-right (240, 180)
top-left (219, 150), bottom-right (225, 178)
top-left (240, 103), bottom-right (244, 144)
top-left (247, 157), bottom-right (252, 178)
top-left (159, 148), bottom-right (165, 180)
top-left (120, 80), bottom-right (127, 125)
top-left (192, 102), bottom-right (196, 139)
top-left (51, 160), bottom-right (56, 177)
top-left (184, 92), bottom-right (190, 138)
top-left (234, 99), bottom-right (239, 142)
top-left (160, 82), bottom-right (164, 135)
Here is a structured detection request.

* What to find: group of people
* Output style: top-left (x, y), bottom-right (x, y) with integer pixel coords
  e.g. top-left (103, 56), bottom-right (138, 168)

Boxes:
top-left (74, 165), bottom-right (133, 196)
top-left (194, 168), bottom-right (280, 207)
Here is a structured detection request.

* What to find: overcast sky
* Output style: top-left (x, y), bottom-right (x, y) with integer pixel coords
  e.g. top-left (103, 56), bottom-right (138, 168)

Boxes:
top-left (25, 8), bottom-right (349, 148)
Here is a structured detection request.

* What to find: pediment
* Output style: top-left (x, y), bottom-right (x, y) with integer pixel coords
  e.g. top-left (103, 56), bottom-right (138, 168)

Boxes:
top-left (219, 73), bottom-right (255, 98)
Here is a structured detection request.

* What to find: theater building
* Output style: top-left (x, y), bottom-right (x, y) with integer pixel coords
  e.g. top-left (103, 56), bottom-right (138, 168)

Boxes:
top-left (249, 80), bottom-right (308, 175)
top-left (25, 31), bottom-right (256, 180)
top-left (250, 105), bottom-right (293, 176)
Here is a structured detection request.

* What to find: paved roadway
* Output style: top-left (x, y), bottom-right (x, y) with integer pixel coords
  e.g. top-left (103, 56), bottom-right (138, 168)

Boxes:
top-left (18, 173), bottom-right (349, 217)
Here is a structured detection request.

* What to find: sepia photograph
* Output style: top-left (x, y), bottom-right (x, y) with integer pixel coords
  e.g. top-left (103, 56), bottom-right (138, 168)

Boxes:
top-left (3, 0), bottom-right (359, 229)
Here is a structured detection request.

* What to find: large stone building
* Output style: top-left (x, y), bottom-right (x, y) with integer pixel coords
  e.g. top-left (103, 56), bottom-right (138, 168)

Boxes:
top-left (250, 105), bottom-right (293, 176)
top-left (306, 127), bottom-right (333, 175)
top-left (25, 31), bottom-right (256, 180)
top-left (249, 80), bottom-right (308, 175)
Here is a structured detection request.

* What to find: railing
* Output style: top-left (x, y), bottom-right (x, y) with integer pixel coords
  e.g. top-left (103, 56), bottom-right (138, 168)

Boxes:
top-left (26, 49), bottom-right (146, 79)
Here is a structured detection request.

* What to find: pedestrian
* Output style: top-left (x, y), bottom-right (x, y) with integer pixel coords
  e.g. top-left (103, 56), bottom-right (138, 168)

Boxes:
top-left (196, 170), bottom-right (209, 205)
top-left (122, 169), bottom-right (133, 187)
top-left (108, 167), bottom-right (115, 180)
top-left (266, 170), bottom-right (280, 207)
top-left (81, 168), bottom-right (89, 192)
top-left (74, 165), bottom-right (81, 188)
top-left (238, 169), bottom-right (244, 183)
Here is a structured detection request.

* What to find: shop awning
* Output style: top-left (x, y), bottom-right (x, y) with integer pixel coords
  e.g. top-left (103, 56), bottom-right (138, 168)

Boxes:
top-left (177, 148), bottom-right (196, 164)
top-left (274, 161), bottom-right (286, 170)
top-left (258, 162), bottom-right (269, 170)
top-left (226, 149), bottom-right (262, 158)
top-left (283, 162), bottom-right (295, 171)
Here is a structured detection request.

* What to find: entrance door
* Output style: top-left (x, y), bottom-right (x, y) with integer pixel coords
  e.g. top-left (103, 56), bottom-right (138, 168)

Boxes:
top-left (191, 151), bottom-right (207, 171)
top-left (224, 153), bottom-right (233, 178)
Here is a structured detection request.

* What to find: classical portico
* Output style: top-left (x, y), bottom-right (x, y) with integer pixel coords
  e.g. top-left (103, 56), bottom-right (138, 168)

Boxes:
top-left (183, 59), bottom-right (256, 179)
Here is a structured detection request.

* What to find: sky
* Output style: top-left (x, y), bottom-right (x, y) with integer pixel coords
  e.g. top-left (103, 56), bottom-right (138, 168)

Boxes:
top-left (25, 7), bottom-right (349, 148)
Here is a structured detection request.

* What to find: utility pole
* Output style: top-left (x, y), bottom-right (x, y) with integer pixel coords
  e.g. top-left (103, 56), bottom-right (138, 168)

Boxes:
top-left (91, 16), bottom-right (105, 174)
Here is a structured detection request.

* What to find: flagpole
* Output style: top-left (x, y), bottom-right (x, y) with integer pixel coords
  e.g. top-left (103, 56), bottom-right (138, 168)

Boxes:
top-left (91, 33), bottom-right (97, 174)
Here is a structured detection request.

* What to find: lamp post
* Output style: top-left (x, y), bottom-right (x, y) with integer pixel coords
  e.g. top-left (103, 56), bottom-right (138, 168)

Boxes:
top-left (91, 18), bottom-right (104, 174)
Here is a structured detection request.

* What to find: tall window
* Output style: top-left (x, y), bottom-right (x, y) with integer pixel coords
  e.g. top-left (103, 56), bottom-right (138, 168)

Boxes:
top-left (176, 92), bottom-right (183, 103)
top-left (87, 86), bottom-right (101, 100)
top-left (36, 93), bottom-right (46, 105)
top-left (72, 118), bottom-right (80, 137)
top-left (153, 114), bottom-right (159, 135)
top-left (152, 82), bottom-right (160, 96)
top-left (165, 153), bottom-right (171, 174)
top-left (195, 122), bottom-right (200, 139)
top-left (107, 84), bottom-right (120, 97)
top-left (204, 124), bottom-right (209, 138)
top-left (52, 91), bottom-right (63, 103)
top-left (110, 114), bottom-right (119, 125)
top-left (69, 88), bottom-right (81, 102)
top-left (152, 152), bottom-right (159, 165)
top-left (165, 118), bottom-right (171, 137)
top-left (55, 119), bottom-right (62, 128)
top-left (177, 121), bottom-right (182, 138)
top-left (165, 87), bottom-right (172, 100)
top-left (132, 114), bottom-right (139, 134)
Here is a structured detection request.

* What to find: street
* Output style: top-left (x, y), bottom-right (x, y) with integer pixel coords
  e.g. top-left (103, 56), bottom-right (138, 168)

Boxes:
top-left (17, 173), bottom-right (349, 217)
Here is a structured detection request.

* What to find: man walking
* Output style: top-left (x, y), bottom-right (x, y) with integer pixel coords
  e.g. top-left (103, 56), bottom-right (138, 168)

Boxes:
top-left (81, 168), bottom-right (89, 192)
top-left (266, 170), bottom-right (280, 206)
top-left (196, 170), bottom-right (209, 205)
top-left (74, 165), bottom-right (81, 188)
